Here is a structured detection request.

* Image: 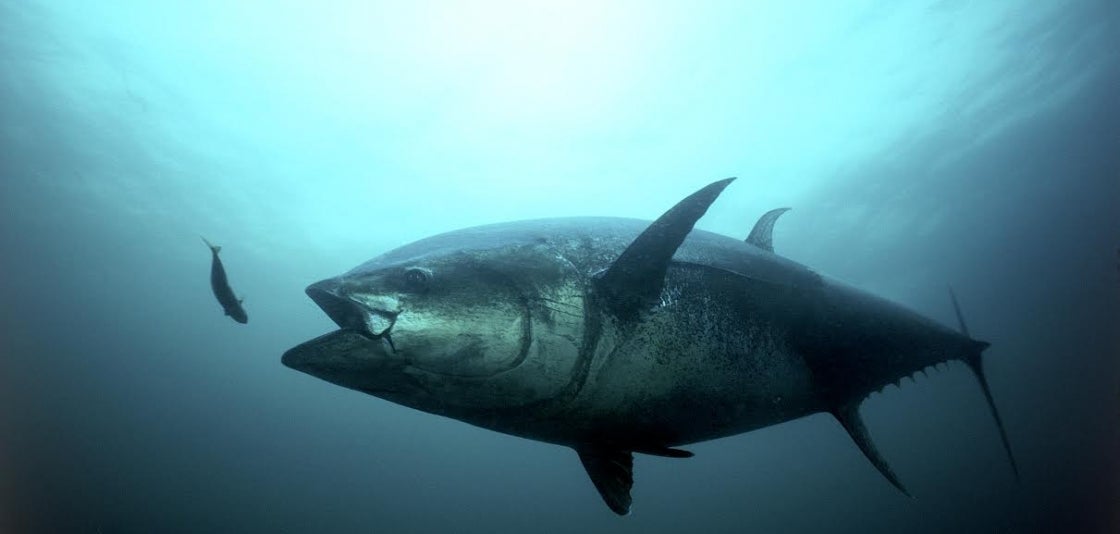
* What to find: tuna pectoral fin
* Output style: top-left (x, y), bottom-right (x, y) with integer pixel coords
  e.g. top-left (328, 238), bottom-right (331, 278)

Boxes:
top-left (638, 445), bottom-right (693, 458)
top-left (576, 447), bottom-right (634, 515)
top-left (832, 404), bottom-right (911, 497)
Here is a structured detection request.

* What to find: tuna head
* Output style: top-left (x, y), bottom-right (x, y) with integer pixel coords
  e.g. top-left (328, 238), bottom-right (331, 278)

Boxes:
top-left (282, 234), bottom-right (588, 432)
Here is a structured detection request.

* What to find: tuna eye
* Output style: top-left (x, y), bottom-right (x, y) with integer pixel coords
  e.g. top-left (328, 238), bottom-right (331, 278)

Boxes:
top-left (403, 268), bottom-right (430, 292)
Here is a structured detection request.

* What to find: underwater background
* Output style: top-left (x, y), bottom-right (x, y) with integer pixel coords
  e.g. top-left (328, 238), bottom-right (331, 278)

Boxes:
top-left (1, 1), bottom-right (1117, 532)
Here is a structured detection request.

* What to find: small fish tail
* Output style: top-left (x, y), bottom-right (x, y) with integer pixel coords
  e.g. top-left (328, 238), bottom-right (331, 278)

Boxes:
top-left (201, 236), bottom-right (221, 254)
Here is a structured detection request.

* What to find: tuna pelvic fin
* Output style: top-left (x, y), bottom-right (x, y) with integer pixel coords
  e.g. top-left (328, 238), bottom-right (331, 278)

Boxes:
top-left (576, 444), bottom-right (693, 514)
top-left (745, 207), bottom-right (791, 252)
top-left (832, 404), bottom-right (911, 497)
top-left (949, 287), bottom-right (1019, 480)
top-left (594, 178), bottom-right (735, 321)
top-left (576, 447), bottom-right (634, 515)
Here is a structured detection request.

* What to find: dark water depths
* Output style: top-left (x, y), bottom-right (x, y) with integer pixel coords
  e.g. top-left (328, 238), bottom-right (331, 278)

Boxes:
top-left (2, 1), bottom-right (1117, 532)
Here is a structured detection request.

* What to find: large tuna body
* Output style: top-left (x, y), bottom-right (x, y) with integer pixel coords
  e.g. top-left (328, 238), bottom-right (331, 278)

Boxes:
top-left (283, 179), bottom-right (1014, 514)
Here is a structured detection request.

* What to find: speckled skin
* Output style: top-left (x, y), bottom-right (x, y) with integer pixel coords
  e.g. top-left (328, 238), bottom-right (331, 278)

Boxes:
top-left (283, 216), bottom-right (976, 453)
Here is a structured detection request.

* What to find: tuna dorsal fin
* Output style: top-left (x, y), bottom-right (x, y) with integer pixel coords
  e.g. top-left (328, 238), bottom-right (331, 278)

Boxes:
top-left (745, 207), bottom-right (791, 252)
top-left (832, 403), bottom-right (911, 497)
top-left (576, 447), bottom-right (634, 515)
top-left (950, 287), bottom-right (1019, 480)
top-left (594, 178), bottom-right (735, 321)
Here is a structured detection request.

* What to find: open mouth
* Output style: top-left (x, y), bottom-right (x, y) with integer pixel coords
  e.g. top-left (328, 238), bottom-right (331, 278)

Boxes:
top-left (306, 281), bottom-right (399, 351)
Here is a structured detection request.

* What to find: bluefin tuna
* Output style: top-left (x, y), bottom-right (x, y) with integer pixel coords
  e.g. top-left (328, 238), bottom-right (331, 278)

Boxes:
top-left (282, 178), bottom-right (1016, 514)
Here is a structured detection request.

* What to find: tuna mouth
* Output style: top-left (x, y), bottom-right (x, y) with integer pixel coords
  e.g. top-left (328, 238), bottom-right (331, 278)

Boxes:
top-left (306, 283), bottom-right (398, 349)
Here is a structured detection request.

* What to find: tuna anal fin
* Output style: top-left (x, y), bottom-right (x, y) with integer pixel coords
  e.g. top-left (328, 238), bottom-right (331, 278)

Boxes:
top-left (594, 178), bottom-right (735, 322)
top-left (745, 207), bottom-right (791, 252)
top-left (832, 404), bottom-right (911, 497)
top-left (576, 447), bottom-right (634, 515)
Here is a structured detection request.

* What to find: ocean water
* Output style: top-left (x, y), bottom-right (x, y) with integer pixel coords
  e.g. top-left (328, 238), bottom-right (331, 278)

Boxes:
top-left (1, 1), bottom-right (1117, 532)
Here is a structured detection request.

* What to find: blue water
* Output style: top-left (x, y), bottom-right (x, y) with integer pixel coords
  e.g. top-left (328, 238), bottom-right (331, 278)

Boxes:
top-left (2, 1), bottom-right (1117, 532)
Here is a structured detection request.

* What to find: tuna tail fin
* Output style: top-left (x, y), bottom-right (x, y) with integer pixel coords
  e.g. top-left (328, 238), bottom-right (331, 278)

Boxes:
top-left (949, 287), bottom-right (1020, 481)
top-left (201, 236), bottom-right (221, 254)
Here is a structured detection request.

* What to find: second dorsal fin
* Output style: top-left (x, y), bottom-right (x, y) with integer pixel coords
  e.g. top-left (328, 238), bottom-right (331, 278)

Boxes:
top-left (594, 178), bottom-right (735, 322)
top-left (745, 207), bottom-right (791, 252)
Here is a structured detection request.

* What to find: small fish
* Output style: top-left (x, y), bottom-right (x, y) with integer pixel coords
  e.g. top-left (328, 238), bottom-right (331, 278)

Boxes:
top-left (202, 237), bottom-right (248, 324)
